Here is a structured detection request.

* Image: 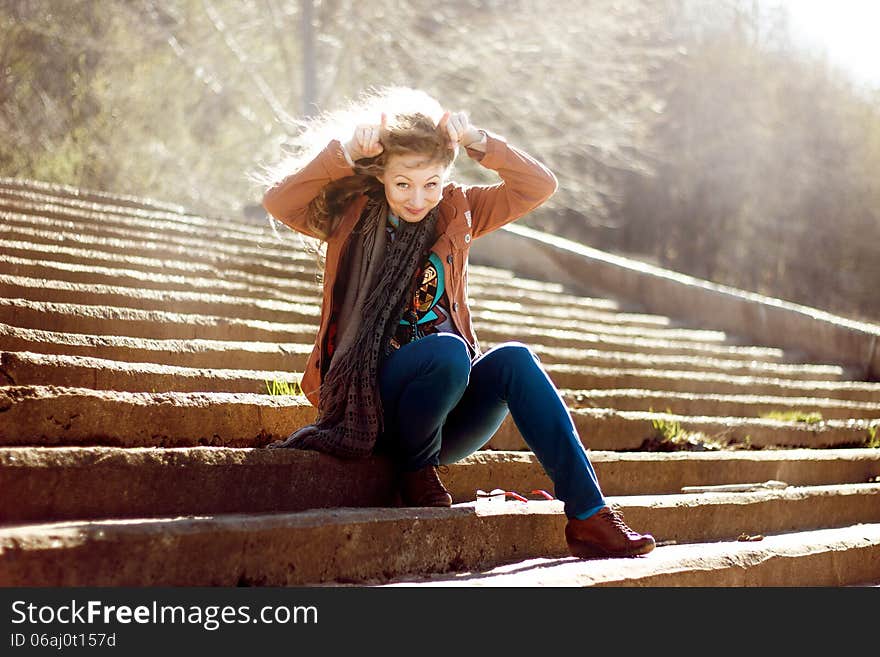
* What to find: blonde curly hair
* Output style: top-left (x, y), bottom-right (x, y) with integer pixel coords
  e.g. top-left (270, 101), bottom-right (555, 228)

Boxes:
top-left (255, 86), bottom-right (457, 241)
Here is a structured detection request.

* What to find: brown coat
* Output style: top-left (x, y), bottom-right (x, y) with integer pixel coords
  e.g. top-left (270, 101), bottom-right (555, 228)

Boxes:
top-left (262, 130), bottom-right (558, 406)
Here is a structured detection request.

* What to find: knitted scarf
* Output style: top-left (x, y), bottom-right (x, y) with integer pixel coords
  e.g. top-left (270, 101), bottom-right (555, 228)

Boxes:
top-left (268, 192), bottom-right (438, 458)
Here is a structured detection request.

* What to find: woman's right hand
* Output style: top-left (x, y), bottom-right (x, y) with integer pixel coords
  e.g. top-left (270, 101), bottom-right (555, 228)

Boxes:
top-left (345, 112), bottom-right (387, 161)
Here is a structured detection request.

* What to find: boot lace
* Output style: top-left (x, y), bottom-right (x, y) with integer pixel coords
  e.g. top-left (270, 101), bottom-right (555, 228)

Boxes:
top-left (431, 466), bottom-right (450, 492)
top-left (602, 507), bottom-right (637, 536)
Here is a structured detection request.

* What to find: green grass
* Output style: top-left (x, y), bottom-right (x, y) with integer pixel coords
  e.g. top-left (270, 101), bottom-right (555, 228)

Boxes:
top-left (867, 425), bottom-right (880, 449)
top-left (649, 415), bottom-right (726, 451)
top-left (760, 410), bottom-right (824, 424)
top-left (265, 378), bottom-right (305, 396)
top-left (651, 416), bottom-right (683, 442)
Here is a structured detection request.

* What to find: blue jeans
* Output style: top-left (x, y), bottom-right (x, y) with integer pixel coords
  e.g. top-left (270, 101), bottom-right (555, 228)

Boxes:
top-left (376, 332), bottom-right (607, 519)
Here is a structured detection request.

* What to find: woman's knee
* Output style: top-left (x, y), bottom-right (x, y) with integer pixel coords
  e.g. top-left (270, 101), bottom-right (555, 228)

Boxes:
top-left (482, 341), bottom-right (540, 368)
top-left (420, 333), bottom-right (472, 384)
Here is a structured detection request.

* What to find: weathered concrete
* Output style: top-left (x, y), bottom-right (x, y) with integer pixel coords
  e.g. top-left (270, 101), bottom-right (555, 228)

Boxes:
top-left (0, 350), bottom-right (305, 393)
top-left (478, 322), bottom-right (784, 357)
top-left (0, 324), bottom-right (311, 372)
top-left (544, 364), bottom-right (880, 402)
top-left (488, 407), bottom-right (880, 450)
top-left (0, 205), bottom-right (309, 270)
top-left (0, 386), bottom-right (315, 448)
top-left (444, 449), bottom-right (880, 499)
top-left (0, 191), bottom-right (287, 251)
top-left (0, 297), bottom-right (797, 361)
top-left (2, 447), bottom-right (877, 523)
top-left (1, 486), bottom-right (878, 586)
top-left (0, 240), bottom-right (318, 298)
top-left (4, 178), bottom-right (880, 589)
top-left (0, 273), bottom-right (321, 324)
top-left (563, 388), bottom-right (880, 419)
top-left (471, 224), bottom-right (880, 380)
top-left (3, 385), bottom-right (876, 450)
top-left (0, 297), bottom-right (319, 343)
top-left (504, 342), bottom-right (847, 379)
top-left (0, 447), bottom-right (396, 523)
top-left (379, 524), bottom-right (880, 587)
top-left (4, 273), bottom-right (748, 346)
top-left (0, 176), bottom-right (189, 214)
top-left (475, 296), bottom-right (674, 327)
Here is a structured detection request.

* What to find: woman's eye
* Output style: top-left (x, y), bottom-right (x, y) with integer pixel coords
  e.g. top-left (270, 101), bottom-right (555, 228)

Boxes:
top-left (426, 182), bottom-right (437, 189)
top-left (396, 182), bottom-right (408, 189)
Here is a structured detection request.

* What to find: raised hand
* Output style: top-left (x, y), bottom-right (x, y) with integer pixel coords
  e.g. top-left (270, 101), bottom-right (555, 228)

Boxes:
top-left (346, 112), bottom-right (388, 161)
top-left (438, 110), bottom-right (483, 150)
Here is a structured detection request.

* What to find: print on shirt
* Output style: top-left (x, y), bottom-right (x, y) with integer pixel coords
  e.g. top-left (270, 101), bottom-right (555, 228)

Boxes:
top-left (406, 251), bottom-right (447, 327)
top-left (386, 213), bottom-right (458, 350)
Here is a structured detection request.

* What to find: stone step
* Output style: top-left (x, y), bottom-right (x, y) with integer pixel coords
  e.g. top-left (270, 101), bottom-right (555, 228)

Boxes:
top-left (0, 386), bottom-right (314, 448)
top-left (544, 364), bottom-right (880, 402)
top-left (2, 385), bottom-right (876, 450)
top-left (1, 251), bottom-right (670, 334)
top-left (4, 350), bottom-right (873, 430)
top-left (0, 273), bottom-right (747, 345)
top-left (2, 328), bottom-right (874, 403)
top-left (473, 298), bottom-right (678, 328)
top-left (0, 292), bottom-right (799, 367)
top-left (0, 297), bottom-right (321, 344)
top-left (0, 272), bottom-right (321, 325)
top-left (0, 325), bottom-right (310, 372)
top-left (1, 186), bottom-right (602, 312)
top-left (1, 235), bottom-right (639, 317)
top-left (2, 211), bottom-right (630, 315)
top-left (0, 240), bottom-right (319, 301)
top-left (11, 193), bottom-right (607, 296)
top-left (0, 204), bottom-right (313, 268)
top-left (487, 407), bottom-right (879, 450)
top-left (481, 322), bottom-right (787, 360)
top-left (4, 346), bottom-right (848, 402)
top-left (561, 388), bottom-right (880, 420)
top-left (377, 524), bottom-right (880, 587)
top-left (0, 294), bottom-right (793, 364)
top-left (492, 341), bottom-right (845, 379)
top-left (0, 187), bottom-right (270, 239)
top-left (1, 485), bottom-right (878, 585)
top-left (9, 201), bottom-right (640, 315)
top-left (1, 446), bottom-right (877, 523)
top-left (10, 200), bottom-right (630, 313)
top-left (0, 350), bottom-right (302, 392)
top-left (0, 220), bottom-right (340, 289)
top-left (0, 176), bottom-right (190, 214)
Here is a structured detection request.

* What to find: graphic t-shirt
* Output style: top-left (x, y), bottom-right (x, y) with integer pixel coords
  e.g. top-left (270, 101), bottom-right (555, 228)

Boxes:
top-left (386, 213), bottom-right (458, 350)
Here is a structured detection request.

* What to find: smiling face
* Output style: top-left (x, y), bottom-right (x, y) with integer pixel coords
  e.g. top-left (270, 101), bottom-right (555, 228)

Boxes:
top-left (378, 153), bottom-right (449, 223)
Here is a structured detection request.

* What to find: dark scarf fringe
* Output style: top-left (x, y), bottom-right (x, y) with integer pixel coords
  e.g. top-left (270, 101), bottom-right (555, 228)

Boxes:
top-left (269, 196), bottom-right (438, 458)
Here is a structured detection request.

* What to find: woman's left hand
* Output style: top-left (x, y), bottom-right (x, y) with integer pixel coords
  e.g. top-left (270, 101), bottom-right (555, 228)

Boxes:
top-left (438, 111), bottom-right (483, 150)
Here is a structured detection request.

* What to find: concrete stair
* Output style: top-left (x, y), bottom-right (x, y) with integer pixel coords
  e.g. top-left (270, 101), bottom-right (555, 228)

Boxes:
top-left (1, 176), bottom-right (879, 587)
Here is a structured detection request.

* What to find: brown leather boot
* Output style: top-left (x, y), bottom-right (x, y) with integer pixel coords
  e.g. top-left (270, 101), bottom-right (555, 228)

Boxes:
top-left (400, 465), bottom-right (453, 507)
top-left (565, 506), bottom-right (656, 558)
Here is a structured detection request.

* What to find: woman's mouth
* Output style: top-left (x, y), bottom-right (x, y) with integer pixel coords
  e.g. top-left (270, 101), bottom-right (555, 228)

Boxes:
top-left (405, 206), bottom-right (424, 215)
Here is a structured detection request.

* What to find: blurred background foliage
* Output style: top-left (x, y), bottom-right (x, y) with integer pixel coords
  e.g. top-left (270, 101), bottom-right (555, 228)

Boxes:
top-left (1, 0), bottom-right (878, 322)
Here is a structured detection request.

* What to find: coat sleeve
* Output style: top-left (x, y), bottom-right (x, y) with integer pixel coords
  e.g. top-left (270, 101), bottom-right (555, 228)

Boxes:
top-left (261, 139), bottom-right (356, 239)
top-left (463, 130), bottom-right (558, 240)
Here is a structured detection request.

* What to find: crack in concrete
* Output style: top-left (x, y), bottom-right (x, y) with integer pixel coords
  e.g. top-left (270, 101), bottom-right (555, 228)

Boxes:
top-left (0, 363), bottom-right (16, 386)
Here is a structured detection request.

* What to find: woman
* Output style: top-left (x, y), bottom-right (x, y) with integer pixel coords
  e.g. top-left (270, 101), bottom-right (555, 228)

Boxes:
top-left (260, 87), bottom-right (654, 559)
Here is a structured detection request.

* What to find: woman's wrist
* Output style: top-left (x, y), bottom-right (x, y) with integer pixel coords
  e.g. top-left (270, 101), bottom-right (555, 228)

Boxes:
top-left (340, 140), bottom-right (358, 166)
top-left (462, 128), bottom-right (487, 151)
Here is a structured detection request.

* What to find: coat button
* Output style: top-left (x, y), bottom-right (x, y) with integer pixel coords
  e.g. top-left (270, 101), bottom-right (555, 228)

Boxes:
top-left (447, 254), bottom-right (454, 264)
top-left (464, 233), bottom-right (471, 243)
top-left (453, 302), bottom-right (459, 311)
